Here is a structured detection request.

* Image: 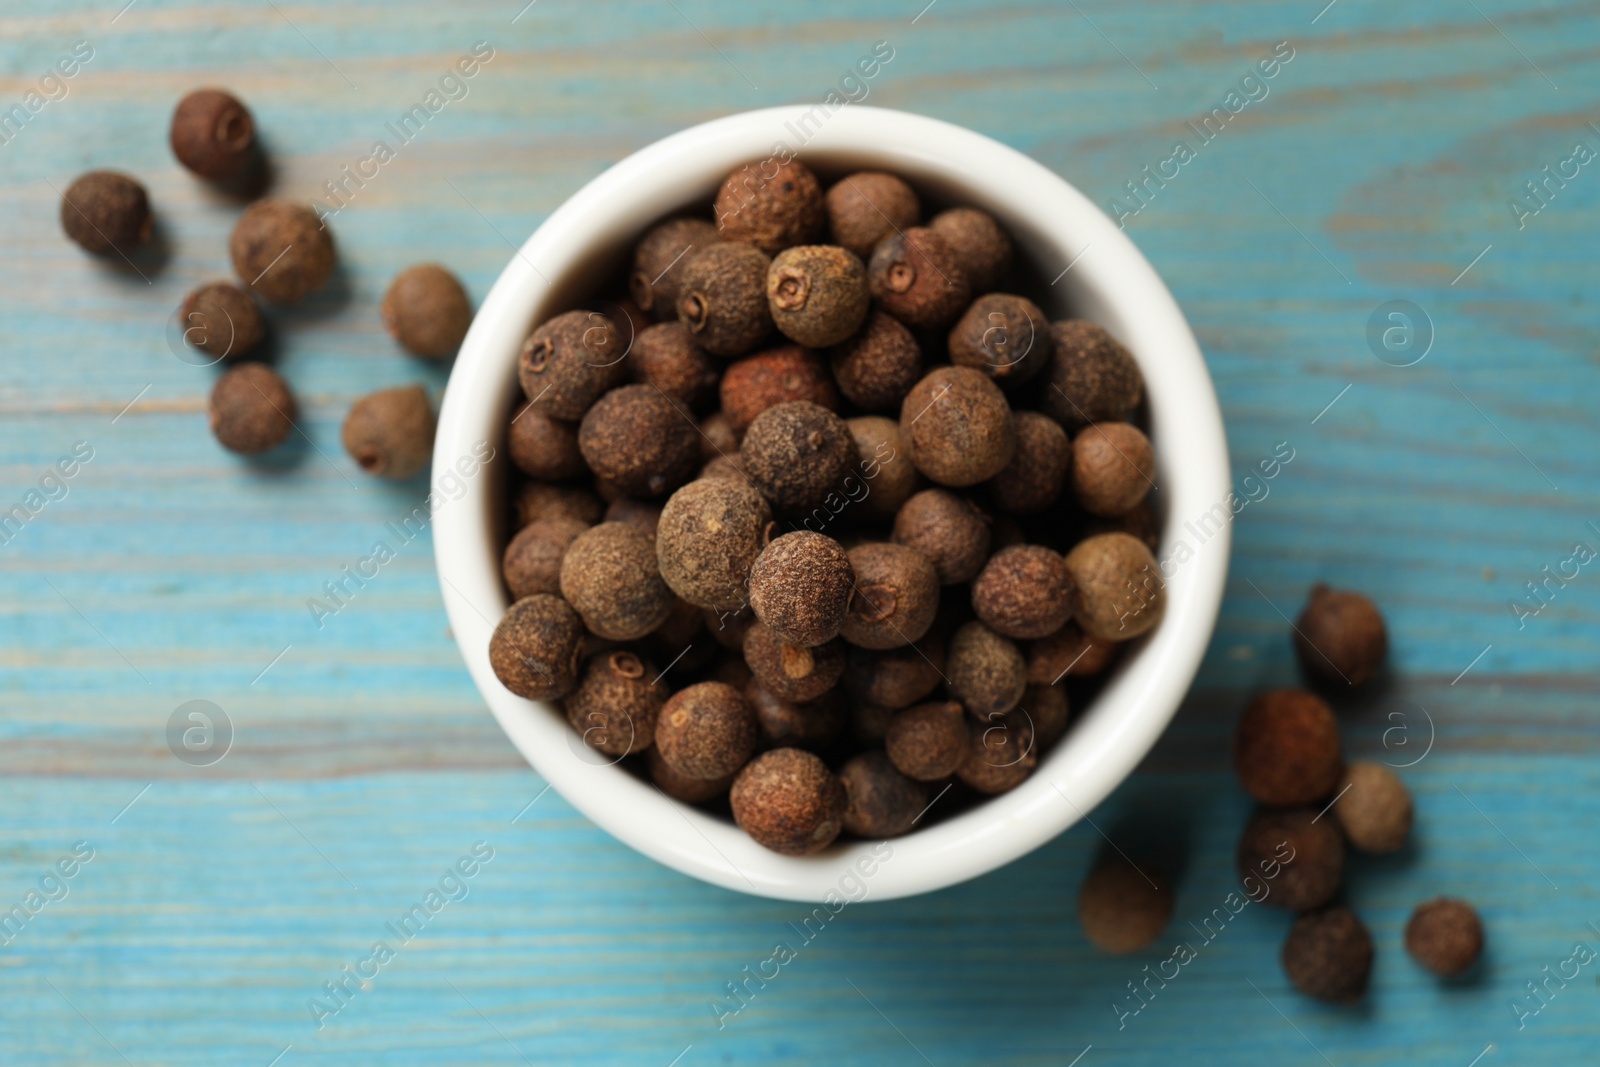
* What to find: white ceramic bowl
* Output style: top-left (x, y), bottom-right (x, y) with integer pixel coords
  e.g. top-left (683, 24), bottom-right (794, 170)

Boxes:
top-left (434, 106), bottom-right (1230, 902)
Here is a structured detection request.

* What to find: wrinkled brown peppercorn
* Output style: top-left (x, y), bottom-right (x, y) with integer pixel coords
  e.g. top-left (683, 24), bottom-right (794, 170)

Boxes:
top-left (740, 401), bottom-right (857, 517)
top-left (899, 367), bottom-right (1016, 488)
top-left (170, 88), bottom-right (257, 181)
top-left (929, 206), bottom-right (1012, 295)
top-left (731, 747), bottom-right (847, 855)
top-left (825, 171), bottom-right (920, 259)
top-left (60, 171), bottom-right (151, 256)
top-left (958, 710), bottom-right (1037, 794)
top-left (1042, 320), bottom-right (1143, 430)
top-left (649, 745), bottom-right (736, 804)
top-left (1333, 761), bottom-right (1413, 854)
top-left (518, 309), bottom-right (626, 420)
top-left (656, 477), bottom-right (772, 612)
top-left (342, 384), bottom-right (435, 480)
top-left (180, 281), bottom-right (265, 362)
top-left (949, 294), bottom-right (1049, 383)
top-left (766, 245), bottom-right (870, 348)
top-left (891, 488), bottom-right (991, 585)
top-left (1072, 422), bottom-right (1155, 518)
top-left (627, 322), bottom-right (720, 411)
top-left (209, 363), bottom-right (295, 456)
top-left (885, 700), bottom-right (967, 781)
top-left (565, 650), bottom-right (663, 757)
top-left (842, 542), bottom-right (939, 650)
top-left (748, 531), bottom-right (854, 647)
top-left (559, 522), bottom-right (675, 641)
top-left (1062, 532), bottom-right (1164, 641)
top-left (987, 411), bottom-right (1069, 516)
top-left (868, 226), bottom-right (971, 331)
top-left (508, 402), bottom-right (586, 481)
top-left (1026, 622), bottom-right (1117, 685)
top-left (714, 159), bottom-right (826, 255)
top-left (1282, 907), bottom-right (1373, 1004)
top-left (747, 680), bottom-right (846, 753)
top-left (1234, 689), bottom-right (1344, 807)
top-left (230, 199), bottom-right (335, 305)
top-left (1294, 584), bottom-right (1389, 687)
top-left (839, 750), bottom-right (930, 839)
top-left (578, 384), bottom-right (699, 499)
top-left (742, 623), bottom-right (846, 703)
top-left (1077, 856), bottom-right (1173, 954)
top-left (828, 311), bottom-right (923, 412)
top-left (675, 242), bottom-right (774, 358)
top-left (972, 545), bottom-right (1074, 640)
top-left (488, 593), bottom-right (585, 701)
top-left (1405, 898), bottom-right (1483, 977)
top-left (847, 416), bottom-right (921, 522)
top-left (948, 620), bottom-right (1027, 720)
top-left (655, 681), bottom-right (759, 780)
top-left (629, 217), bottom-right (719, 319)
top-left (1238, 807), bottom-right (1345, 910)
top-left (512, 481), bottom-right (604, 528)
top-left (719, 344), bottom-right (839, 435)
top-left (502, 517), bottom-right (588, 600)
top-left (381, 264), bottom-right (472, 359)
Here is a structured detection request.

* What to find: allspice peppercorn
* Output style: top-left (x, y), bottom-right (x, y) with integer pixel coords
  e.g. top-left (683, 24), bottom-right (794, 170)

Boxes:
top-left (170, 88), bottom-right (258, 182)
top-left (342, 384), bottom-right (435, 480)
top-left (1062, 533), bottom-right (1164, 641)
top-left (843, 636), bottom-right (944, 710)
top-left (825, 171), bottom-right (920, 259)
top-left (229, 199), bottom-right (335, 304)
top-left (868, 226), bottom-right (971, 330)
top-left (972, 545), bottom-right (1074, 640)
top-left (604, 498), bottom-right (662, 541)
top-left (1282, 907), bottom-right (1373, 1004)
top-left (627, 322), bottom-right (719, 411)
top-left (629, 217), bottom-right (719, 319)
top-left (719, 344), bottom-right (839, 435)
top-left (987, 411), bottom-right (1069, 515)
top-left (742, 623), bottom-right (846, 703)
top-left (209, 363), bottom-right (295, 456)
top-left (1077, 857), bottom-right (1174, 954)
top-left (731, 747), bottom-right (847, 855)
top-left (578, 384), bottom-right (699, 499)
top-left (828, 311), bottom-right (923, 412)
top-left (842, 542), bottom-right (939, 651)
top-left (1234, 689), bottom-right (1343, 807)
top-left (1026, 622), bottom-right (1117, 685)
top-left (60, 171), bottom-right (151, 256)
top-left (508, 402), bottom-right (586, 482)
top-left (748, 531), bottom-right (854, 647)
top-left (766, 245), bottom-right (870, 348)
top-left (714, 159), bottom-right (826, 254)
top-left (656, 477), bottom-right (772, 612)
top-left (958, 710), bottom-right (1037, 794)
top-left (1239, 808), bottom-right (1345, 910)
top-left (502, 517), bottom-right (589, 600)
top-left (891, 489), bottom-right (991, 585)
top-left (559, 522), bottom-right (674, 640)
top-left (675, 242), bottom-right (774, 358)
top-left (518, 309), bottom-right (626, 420)
top-left (1405, 898), bottom-right (1483, 977)
top-left (739, 401), bottom-right (857, 516)
top-left (929, 206), bottom-right (1012, 295)
top-left (746, 681), bottom-right (845, 753)
top-left (512, 481), bottom-right (604, 528)
top-left (565, 650), bottom-right (663, 757)
top-left (179, 281), bottom-right (265, 361)
top-left (885, 701), bottom-right (967, 781)
top-left (1072, 422), bottom-right (1155, 517)
top-left (848, 416), bottom-right (921, 522)
top-left (949, 294), bottom-right (1049, 383)
top-left (1024, 683), bottom-right (1070, 749)
top-left (1294, 583), bottom-right (1388, 687)
top-left (488, 593), bottom-right (585, 701)
top-left (839, 750), bottom-right (930, 839)
top-left (899, 366), bottom-right (1016, 488)
top-left (1333, 761), bottom-right (1413, 853)
top-left (1042, 320), bottom-right (1143, 430)
top-left (947, 620), bottom-right (1026, 720)
top-left (655, 681), bottom-right (759, 780)
top-left (649, 745), bottom-right (736, 805)
top-left (381, 264), bottom-right (472, 359)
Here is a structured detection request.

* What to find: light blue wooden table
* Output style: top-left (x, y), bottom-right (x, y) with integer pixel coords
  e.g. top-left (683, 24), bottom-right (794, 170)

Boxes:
top-left (2, 1), bottom-right (1596, 1063)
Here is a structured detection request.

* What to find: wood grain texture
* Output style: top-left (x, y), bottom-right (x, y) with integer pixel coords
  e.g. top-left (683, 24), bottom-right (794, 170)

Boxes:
top-left (2, 0), bottom-right (1598, 1062)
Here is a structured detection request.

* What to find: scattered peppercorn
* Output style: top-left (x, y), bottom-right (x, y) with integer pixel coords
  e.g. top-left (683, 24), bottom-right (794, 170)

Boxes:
top-left (675, 242), bottom-right (774, 358)
top-left (60, 171), bottom-right (151, 257)
top-left (842, 542), bottom-right (939, 650)
top-left (847, 416), bottom-right (921, 522)
top-left (719, 344), bottom-right (839, 435)
top-left (972, 545), bottom-right (1073, 640)
top-left (888, 490), bottom-right (989, 586)
top-left (508, 402), bottom-right (586, 481)
top-left (747, 680), bottom-right (846, 753)
top-left (519, 309), bottom-right (626, 420)
top-left (929, 206), bottom-right (1012, 295)
top-left (899, 366), bottom-right (1016, 488)
top-left (1026, 622), bottom-right (1117, 685)
top-left (179, 281), bottom-right (264, 361)
top-left (577, 384), bottom-right (699, 499)
top-left (209, 363), bottom-right (295, 456)
top-left (1042, 320), bottom-right (1143, 430)
top-left (629, 217), bottom-right (719, 319)
top-left (1238, 807), bottom-right (1345, 910)
top-left (649, 745), bottom-right (736, 804)
top-left (731, 747), bottom-right (847, 855)
top-left (559, 521), bottom-right (674, 640)
top-left (1405, 898), bottom-right (1483, 977)
top-left (1063, 532), bottom-right (1164, 641)
top-left (740, 401), bottom-right (857, 516)
top-left (843, 635), bottom-right (945, 711)
top-left (1333, 761), bottom-right (1413, 854)
top-left (828, 310), bottom-right (923, 412)
top-left (714, 159), bottom-right (826, 255)
top-left (656, 477), bottom-right (772, 611)
top-left (886, 700), bottom-right (967, 781)
top-left (229, 199), bottom-right (335, 304)
top-left (1234, 689), bottom-right (1343, 807)
top-left (1072, 422), bottom-right (1154, 517)
top-left (169, 88), bottom-right (257, 182)
top-left (381, 264), bottom-right (472, 359)
top-left (987, 411), bottom-right (1069, 516)
top-left (565, 650), bottom-right (664, 757)
top-left (512, 481), bottom-right (604, 528)
top-left (1282, 907), bottom-right (1373, 1004)
top-left (825, 171), bottom-right (920, 259)
top-left (766, 245), bottom-right (870, 348)
top-left (949, 293), bottom-right (1048, 383)
top-left (748, 531), bottom-right (854, 647)
top-left (868, 226), bottom-right (971, 330)
top-left (342, 384), bottom-right (435, 480)
top-left (1294, 584), bottom-right (1389, 687)
top-left (502, 517), bottom-right (588, 600)
top-left (958, 709), bottom-right (1037, 794)
top-left (488, 593), bottom-right (585, 701)
top-left (1077, 857), bottom-right (1173, 954)
top-left (839, 750), bottom-right (930, 838)
top-left (742, 623), bottom-right (846, 703)
top-left (627, 322), bottom-right (720, 411)
top-left (656, 680), bottom-right (760, 780)
top-left (948, 620), bottom-right (1026, 720)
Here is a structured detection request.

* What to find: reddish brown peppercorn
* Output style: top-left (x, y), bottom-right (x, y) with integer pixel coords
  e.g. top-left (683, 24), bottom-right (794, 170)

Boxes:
top-left (949, 294), bottom-right (1049, 383)
top-left (512, 481), bottom-right (604, 528)
top-left (1077, 857), bottom-right (1173, 954)
top-left (676, 242), bottom-right (774, 358)
top-left (767, 245), bottom-right (870, 348)
top-left (1334, 761), bottom-right (1413, 854)
top-left (1406, 898), bottom-right (1483, 977)
top-left (1238, 807), bottom-right (1346, 910)
top-left (825, 171), bottom-right (920, 259)
top-left (179, 281), bottom-right (265, 362)
top-left (748, 531), bottom-right (854, 647)
top-left (627, 322), bottom-right (719, 411)
top-left (867, 226), bottom-right (971, 330)
top-left (828, 311), bottom-right (923, 412)
top-left (842, 542), bottom-right (939, 650)
top-left (948, 621), bottom-right (1026, 720)
top-left (1234, 689), bottom-right (1344, 807)
top-left (958, 710), bottom-right (1037, 794)
top-left (1026, 622), bottom-right (1117, 685)
top-left (342, 384), bottom-right (435, 480)
top-left (60, 171), bottom-right (151, 256)
top-left (885, 701), bottom-right (967, 781)
top-left (891, 489), bottom-right (991, 586)
top-left (209, 363), bottom-right (295, 456)
top-left (929, 206), bottom-right (1012, 295)
top-left (508, 402), bottom-right (586, 481)
top-left (714, 159), bottom-right (825, 255)
top-left (656, 477), bottom-right (772, 612)
top-left (740, 401), bottom-right (857, 517)
top-left (1072, 422), bottom-right (1155, 517)
top-left (381, 264), bottom-right (472, 359)
top-left (731, 747), bottom-right (847, 855)
top-left (170, 89), bottom-right (257, 181)
top-left (655, 681), bottom-right (759, 780)
top-left (1282, 907), bottom-right (1373, 1004)
top-left (1294, 584), bottom-right (1389, 687)
top-left (987, 411), bottom-right (1069, 515)
top-left (564, 650), bottom-right (663, 757)
top-left (559, 522), bottom-right (674, 640)
top-left (230, 199), bottom-right (335, 305)
top-left (972, 545), bottom-right (1074, 640)
top-left (747, 680), bottom-right (846, 753)
top-left (719, 345), bottom-right (838, 436)
top-left (1063, 533), bottom-right (1164, 641)
top-left (629, 217), bottom-right (719, 319)
top-left (743, 623), bottom-right (846, 703)
top-left (899, 367), bottom-right (1016, 488)
top-left (839, 750), bottom-right (930, 838)
top-left (649, 745), bottom-right (736, 804)
top-left (518, 309), bottom-right (626, 420)
top-left (848, 416), bottom-right (921, 522)
top-left (488, 594), bottom-right (585, 701)
top-left (578, 384), bottom-right (699, 499)
top-left (1042, 320), bottom-right (1143, 430)
top-left (502, 517), bottom-right (588, 600)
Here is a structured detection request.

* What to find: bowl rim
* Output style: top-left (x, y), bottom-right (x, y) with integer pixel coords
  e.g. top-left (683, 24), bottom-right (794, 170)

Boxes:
top-left (433, 104), bottom-right (1231, 902)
